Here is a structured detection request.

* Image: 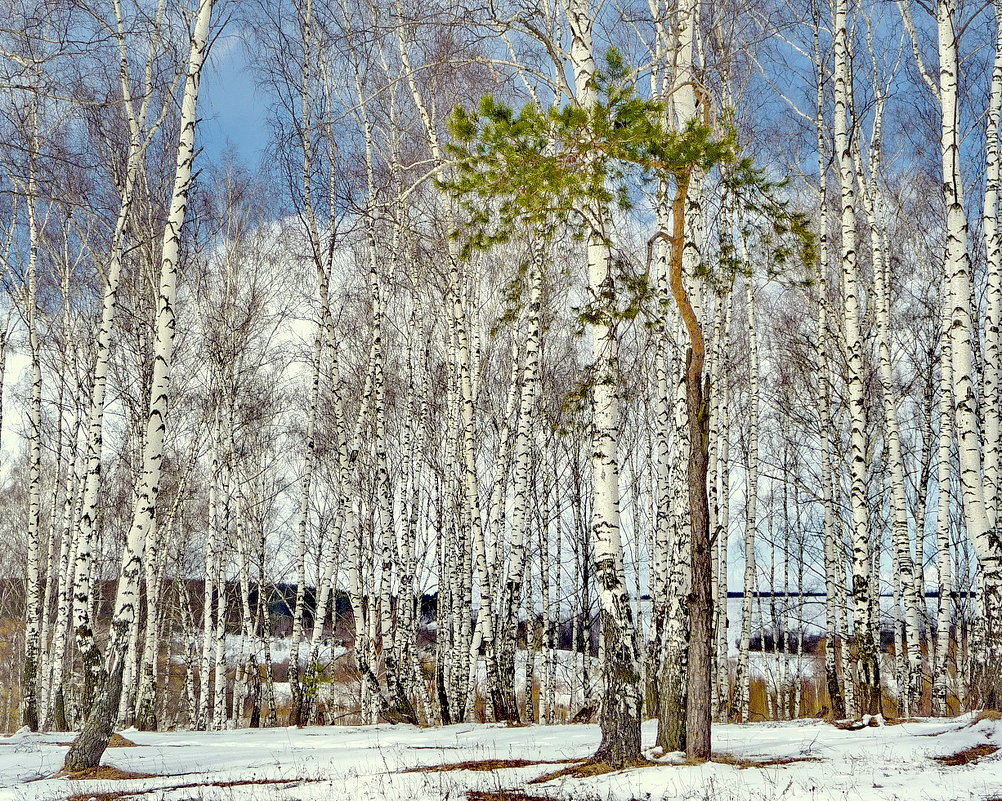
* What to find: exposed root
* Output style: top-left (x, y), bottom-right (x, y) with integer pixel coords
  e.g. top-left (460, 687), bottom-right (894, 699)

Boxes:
top-left (933, 744), bottom-right (1000, 766)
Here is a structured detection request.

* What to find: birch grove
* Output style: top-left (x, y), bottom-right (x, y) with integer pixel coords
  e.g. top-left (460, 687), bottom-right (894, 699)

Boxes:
top-left (1, 0), bottom-right (1002, 773)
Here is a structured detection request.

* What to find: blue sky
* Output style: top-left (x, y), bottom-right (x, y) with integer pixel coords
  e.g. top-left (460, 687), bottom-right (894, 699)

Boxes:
top-left (200, 31), bottom-right (271, 164)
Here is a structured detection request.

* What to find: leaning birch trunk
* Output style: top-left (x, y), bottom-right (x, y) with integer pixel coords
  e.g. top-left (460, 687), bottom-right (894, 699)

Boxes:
top-left (935, 0), bottom-right (1002, 708)
top-left (64, 0), bottom-right (214, 769)
top-left (834, 0), bottom-right (881, 718)
top-left (563, 0), bottom-right (642, 767)
top-left (67, 0), bottom-right (168, 729)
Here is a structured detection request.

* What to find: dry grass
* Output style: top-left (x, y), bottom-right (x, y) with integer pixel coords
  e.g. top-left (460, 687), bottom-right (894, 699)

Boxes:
top-left (65, 775), bottom-right (324, 801)
top-left (468, 792), bottom-right (556, 801)
top-left (61, 766), bottom-right (155, 781)
top-left (710, 753), bottom-right (821, 769)
top-left (933, 744), bottom-right (1000, 766)
top-left (56, 733), bottom-right (138, 748)
top-left (405, 757), bottom-right (580, 774)
top-left (974, 710), bottom-right (1002, 723)
top-left (529, 758), bottom-right (655, 783)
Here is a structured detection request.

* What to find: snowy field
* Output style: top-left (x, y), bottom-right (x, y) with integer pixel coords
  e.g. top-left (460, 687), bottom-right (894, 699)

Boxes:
top-left (2, 714), bottom-right (1001, 801)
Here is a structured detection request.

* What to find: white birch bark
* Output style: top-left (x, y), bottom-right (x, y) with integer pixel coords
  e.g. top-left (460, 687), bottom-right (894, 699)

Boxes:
top-left (20, 118), bottom-right (42, 731)
top-left (564, 0), bottom-right (641, 764)
top-left (812, 16), bottom-right (851, 717)
top-left (67, 0), bottom-right (170, 729)
top-left (65, 0), bottom-right (215, 768)
top-left (497, 258), bottom-right (542, 721)
top-left (735, 272), bottom-right (759, 724)
top-left (390, 8), bottom-right (501, 718)
top-left (853, 123), bottom-right (924, 715)
top-left (834, 0), bottom-right (881, 716)
top-left (935, 0), bottom-right (1002, 704)
top-left (982, 1), bottom-right (1002, 523)
top-left (933, 274), bottom-right (956, 715)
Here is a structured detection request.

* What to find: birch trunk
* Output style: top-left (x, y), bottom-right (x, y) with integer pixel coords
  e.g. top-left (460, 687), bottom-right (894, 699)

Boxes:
top-left (564, 0), bottom-right (641, 766)
top-left (65, 0), bottom-right (214, 768)
top-left (68, 0), bottom-right (168, 732)
top-left (21, 123), bottom-right (42, 732)
top-left (934, 283), bottom-right (955, 716)
top-left (982, 1), bottom-right (1002, 524)
top-left (496, 259), bottom-right (542, 723)
top-left (834, 0), bottom-right (882, 717)
top-left (735, 273), bottom-right (759, 724)
top-left (936, 0), bottom-right (1002, 707)
top-left (855, 130), bottom-right (924, 716)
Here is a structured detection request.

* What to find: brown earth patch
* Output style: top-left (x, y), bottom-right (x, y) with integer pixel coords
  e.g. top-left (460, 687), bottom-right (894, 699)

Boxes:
top-left (406, 758), bottom-right (580, 774)
top-left (974, 710), bottom-right (1002, 723)
top-left (529, 758), bottom-right (655, 783)
top-left (67, 794), bottom-right (132, 801)
top-left (55, 733), bottom-right (138, 748)
top-left (61, 766), bottom-right (155, 781)
top-left (933, 744), bottom-right (1000, 766)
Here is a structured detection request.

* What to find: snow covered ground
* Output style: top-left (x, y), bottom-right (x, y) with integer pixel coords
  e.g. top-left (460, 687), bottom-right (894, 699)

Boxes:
top-left (3, 714), bottom-right (1001, 801)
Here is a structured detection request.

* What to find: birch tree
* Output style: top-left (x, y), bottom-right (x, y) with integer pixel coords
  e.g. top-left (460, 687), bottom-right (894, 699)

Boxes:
top-left (65, 0), bottom-right (215, 768)
top-left (834, 0), bottom-right (882, 718)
